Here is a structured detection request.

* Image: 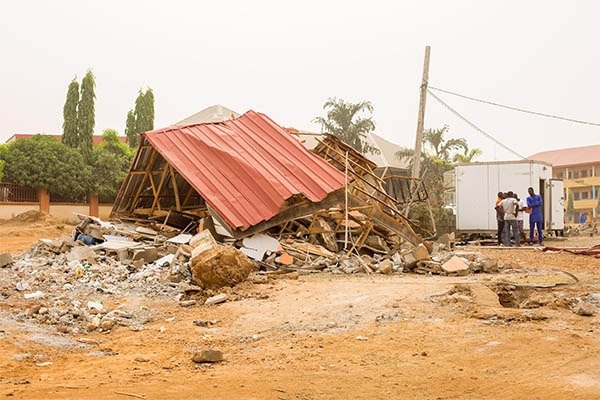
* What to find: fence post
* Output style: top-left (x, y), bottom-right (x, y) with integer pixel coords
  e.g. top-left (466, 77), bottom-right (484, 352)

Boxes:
top-left (38, 188), bottom-right (50, 213)
top-left (89, 193), bottom-right (99, 217)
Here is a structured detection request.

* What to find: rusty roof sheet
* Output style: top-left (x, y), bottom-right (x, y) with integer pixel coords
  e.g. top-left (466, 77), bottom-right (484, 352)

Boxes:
top-left (144, 111), bottom-right (346, 231)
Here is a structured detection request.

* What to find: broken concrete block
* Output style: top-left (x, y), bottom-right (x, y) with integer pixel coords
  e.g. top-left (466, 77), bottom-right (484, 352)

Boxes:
top-left (377, 260), bottom-right (393, 274)
top-left (575, 302), bottom-right (595, 317)
top-left (403, 252), bottom-right (418, 268)
top-left (275, 252), bottom-right (294, 265)
top-left (0, 252), bottom-right (12, 268)
top-left (191, 350), bottom-right (223, 364)
top-left (480, 258), bottom-right (499, 273)
top-left (204, 293), bottom-right (228, 306)
top-left (413, 244), bottom-right (430, 261)
top-left (190, 231), bottom-right (255, 290)
top-left (441, 256), bottom-right (470, 274)
top-left (132, 247), bottom-right (158, 263)
top-left (67, 246), bottom-right (97, 262)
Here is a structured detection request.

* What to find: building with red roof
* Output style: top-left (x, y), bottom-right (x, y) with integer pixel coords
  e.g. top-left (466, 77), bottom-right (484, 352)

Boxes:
top-left (529, 144), bottom-right (600, 220)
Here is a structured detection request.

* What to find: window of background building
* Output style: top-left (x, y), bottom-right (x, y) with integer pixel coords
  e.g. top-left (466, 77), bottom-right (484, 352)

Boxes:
top-left (568, 171), bottom-right (573, 179)
top-left (574, 192), bottom-right (581, 200)
top-left (557, 172), bottom-right (564, 179)
top-left (582, 191), bottom-right (589, 199)
top-left (573, 170), bottom-right (580, 179)
top-left (581, 170), bottom-right (588, 178)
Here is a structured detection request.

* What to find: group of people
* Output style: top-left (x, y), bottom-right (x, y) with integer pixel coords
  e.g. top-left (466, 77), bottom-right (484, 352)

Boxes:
top-left (495, 187), bottom-right (544, 247)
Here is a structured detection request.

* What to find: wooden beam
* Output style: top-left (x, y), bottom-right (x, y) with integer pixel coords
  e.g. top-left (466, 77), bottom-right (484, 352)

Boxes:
top-left (169, 165), bottom-right (181, 211)
top-left (129, 148), bottom-right (159, 212)
top-left (150, 165), bottom-right (169, 214)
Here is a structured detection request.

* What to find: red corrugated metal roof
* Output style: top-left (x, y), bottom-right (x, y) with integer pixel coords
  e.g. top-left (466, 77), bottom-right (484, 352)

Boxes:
top-left (144, 110), bottom-right (346, 231)
top-left (528, 144), bottom-right (600, 167)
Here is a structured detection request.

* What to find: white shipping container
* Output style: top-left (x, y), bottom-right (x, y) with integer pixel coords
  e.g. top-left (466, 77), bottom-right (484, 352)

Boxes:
top-left (454, 160), bottom-right (564, 235)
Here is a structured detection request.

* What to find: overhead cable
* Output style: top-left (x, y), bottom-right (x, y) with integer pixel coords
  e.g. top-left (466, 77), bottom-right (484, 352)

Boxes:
top-left (429, 86), bottom-right (600, 127)
top-left (427, 89), bottom-right (526, 159)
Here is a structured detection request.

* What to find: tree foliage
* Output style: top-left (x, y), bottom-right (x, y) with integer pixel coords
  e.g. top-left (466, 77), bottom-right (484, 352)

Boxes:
top-left (125, 109), bottom-right (137, 147)
top-left (566, 190), bottom-right (575, 223)
top-left (395, 126), bottom-right (480, 209)
top-left (88, 130), bottom-right (133, 201)
top-left (126, 88), bottom-right (155, 148)
top-left (77, 69), bottom-right (96, 159)
top-left (2, 135), bottom-right (91, 197)
top-left (62, 78), bottom-right (80, 148)
top-left (314, 97), bottom-right (379, 154)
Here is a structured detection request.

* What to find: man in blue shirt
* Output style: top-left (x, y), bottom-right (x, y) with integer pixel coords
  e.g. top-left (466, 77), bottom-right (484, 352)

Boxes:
top-left (527, 187), bottom-right (543, 245)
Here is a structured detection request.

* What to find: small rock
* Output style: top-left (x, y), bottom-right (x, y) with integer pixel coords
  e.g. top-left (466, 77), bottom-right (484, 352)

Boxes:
top-left (193, 319), bottom-right (216, 327)
top-left (355, 336), bottom-right (368, 341)
top-left (24, 291), bottom-right (44, 300)
top-left (0, 252), bottom-right (12, 268)
top-left (38, 307), bottom-right (49, 315)
top-left (191, 350), bottom-right (223, 364)
top-left (441, 256), bottom-right (470, 274)
top-left (420, 351), bottom-right (428, 357)
top-left (100, 318), bottom-right (116, 331)
top-left (134, 356), bottom-right (150, 363)
top-left (15, 281), bottom-right (30, 291)
top-left (204, 293), bottom-right (228, 306)
top-left (576, 302), bottom-right (596, 317)
top-left (377, 260), bottom-right (393, 274)
top-left (87, 301), bottom-right (103, 311)
top-left (179, 300), bottom-right (197, 307)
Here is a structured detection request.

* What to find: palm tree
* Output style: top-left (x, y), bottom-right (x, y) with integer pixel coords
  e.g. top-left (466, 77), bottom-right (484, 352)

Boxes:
top-left (314, 98), bottom-right (379, 154)
top-left (423, 125), bottom-right (468, 161)
top-left (453, 147), bottom-right (482, 163)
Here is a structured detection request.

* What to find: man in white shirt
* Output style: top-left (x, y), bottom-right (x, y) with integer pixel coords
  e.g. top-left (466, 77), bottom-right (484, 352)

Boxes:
top-left (515, 193), bottom-right (527, 243)
top-left (500, 191), bottom-right (520, 247)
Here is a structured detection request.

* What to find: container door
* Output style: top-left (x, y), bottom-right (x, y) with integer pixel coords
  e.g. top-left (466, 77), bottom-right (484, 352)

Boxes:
top-left (549, 179), bottom-right (565, 230)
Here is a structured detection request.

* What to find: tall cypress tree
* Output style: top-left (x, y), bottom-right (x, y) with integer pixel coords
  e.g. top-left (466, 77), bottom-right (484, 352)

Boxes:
top-left (77, 69), bottom-right (96, 158)
top-left (132, 88), bottom-right (155, 143)
top-left (62, 78), bottom-right (80, 147)
top-left (125, 109), bottom-right (137, 147)
top-left (144, 88), bottom-right (155, 132)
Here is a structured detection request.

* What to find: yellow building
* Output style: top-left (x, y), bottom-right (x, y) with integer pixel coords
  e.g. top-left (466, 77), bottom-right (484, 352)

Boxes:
top-left (529, 144), bottom-right (600, 221)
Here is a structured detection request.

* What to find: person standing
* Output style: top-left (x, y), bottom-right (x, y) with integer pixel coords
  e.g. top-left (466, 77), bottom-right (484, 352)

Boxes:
top-left (580, 212), bottom-right (587, 224)
top-left (527, 187), bottom-right (544, 245)
top-left (500, 191), bottom-right (520, 247)
top-left (495, 192), bottom-right (505, 246)
top-left (515, 193), bottom-right (527, 243)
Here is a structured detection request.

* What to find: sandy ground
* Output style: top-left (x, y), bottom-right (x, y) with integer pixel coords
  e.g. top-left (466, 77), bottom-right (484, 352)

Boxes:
top-left (1, 222), bottom-right (600, 399)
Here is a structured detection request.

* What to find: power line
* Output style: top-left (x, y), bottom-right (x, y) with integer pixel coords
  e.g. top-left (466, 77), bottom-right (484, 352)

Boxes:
top-left (427, 89), bottom-right (525, 159)
top-left (429, 86), bottom-right (600, 127)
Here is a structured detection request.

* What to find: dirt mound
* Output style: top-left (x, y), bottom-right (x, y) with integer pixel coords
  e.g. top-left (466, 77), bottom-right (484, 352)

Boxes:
top-left (5, 210), bottom-right (57, 225)
top-left (191, 246), bottom-right (255, 290)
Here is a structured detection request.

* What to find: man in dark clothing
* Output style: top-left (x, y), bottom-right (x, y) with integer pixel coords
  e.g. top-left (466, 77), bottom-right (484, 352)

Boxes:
top-left (495, 192), bottom-right (505, 245)
top-left (527, 187), bottom-right (544, 245)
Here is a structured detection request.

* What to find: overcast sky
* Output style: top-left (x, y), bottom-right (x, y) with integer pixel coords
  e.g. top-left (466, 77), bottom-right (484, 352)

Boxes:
top-left (1, 1), bottom-right (598, 160)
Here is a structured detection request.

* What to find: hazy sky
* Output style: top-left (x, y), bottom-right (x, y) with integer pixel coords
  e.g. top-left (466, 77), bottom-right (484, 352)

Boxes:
top-left (1, 1), bottom-right (598, 160)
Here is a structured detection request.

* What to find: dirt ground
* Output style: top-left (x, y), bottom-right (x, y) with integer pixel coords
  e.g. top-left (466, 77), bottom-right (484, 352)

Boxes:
top-left (1, 221), bottom-right (600, 399)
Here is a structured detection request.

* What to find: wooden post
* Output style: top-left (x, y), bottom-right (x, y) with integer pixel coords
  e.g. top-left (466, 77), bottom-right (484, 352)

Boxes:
top-left (38, 188), bottom-right (50, 213)
top-left (89, 193), bottom-right (99, 217)
top-left (412, 45), bottom-right (431, 181)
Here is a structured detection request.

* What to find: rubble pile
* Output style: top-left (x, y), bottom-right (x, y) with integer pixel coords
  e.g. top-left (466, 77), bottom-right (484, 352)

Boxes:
top-left (0, 213), bottom-right (502, 335)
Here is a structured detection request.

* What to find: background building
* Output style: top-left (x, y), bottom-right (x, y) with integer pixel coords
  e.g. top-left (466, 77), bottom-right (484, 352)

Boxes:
top-left (529, 144), bottom-right (600, 221)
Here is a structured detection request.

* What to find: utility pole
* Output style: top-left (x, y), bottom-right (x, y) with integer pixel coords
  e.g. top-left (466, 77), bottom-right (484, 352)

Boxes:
top-left (411, 45), bottom-right (431, 180)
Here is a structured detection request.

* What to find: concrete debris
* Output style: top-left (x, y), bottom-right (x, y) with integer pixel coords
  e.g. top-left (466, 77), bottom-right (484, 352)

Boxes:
top-left (190, 231), bottom-right (255, 290)
top-left (441, 256), bottom-right (471, 275)
top-left (0, 252), bottom-right (13, 268)
top-left (204, 293), bottom-right (228, 306)
top-left (575, 302), bottom-right (596, 317)
top-left (191, 350), bottom-right (223, 364)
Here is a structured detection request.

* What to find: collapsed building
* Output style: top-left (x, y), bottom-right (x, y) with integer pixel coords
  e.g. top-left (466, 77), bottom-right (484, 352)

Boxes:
top-left (111, 110), bottom-right (427, 255)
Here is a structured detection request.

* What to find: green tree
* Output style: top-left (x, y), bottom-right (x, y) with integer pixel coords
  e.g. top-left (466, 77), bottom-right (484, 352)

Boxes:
top-left (314, 97), bottom-right (379, 154)
top-left (3, 135), bottom-right (91, 197)
top-left (396, 126), bottom-right (472, 208)
top-left (453, 147), bottom-right (483, 163)
top-left (98, 129), bottom-right (133, 158)
top-left (0, 144), bottom-right (6, 181)
top-left (62, 78), bottom-right (80, 147)
top-left (134, 89), bottom-right (155, 135)
top-left (89, 140), bottom-right (133, 202)
top-left (125, 109), bottom-right (137, 147)
top-left (77, 69), bottom-right (96, 159)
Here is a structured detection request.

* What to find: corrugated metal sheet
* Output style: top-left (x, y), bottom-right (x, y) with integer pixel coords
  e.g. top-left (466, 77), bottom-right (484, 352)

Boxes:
top-left (144, 110), bottom-right (346, 231)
